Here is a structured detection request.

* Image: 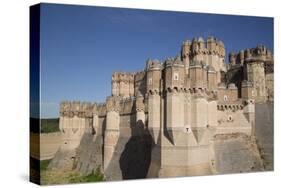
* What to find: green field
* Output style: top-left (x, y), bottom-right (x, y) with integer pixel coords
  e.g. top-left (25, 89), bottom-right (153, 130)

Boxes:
top-left (40, 118), bottom-right (60, 133)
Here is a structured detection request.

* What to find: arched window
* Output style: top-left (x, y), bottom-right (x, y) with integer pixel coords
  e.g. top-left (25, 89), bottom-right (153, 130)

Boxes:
top-left (227, 115), bottom-right (233, 122)
top-left (174, 73), bottom-right (179, 80)
top-left (148, 78), bottom-right (152, 85)
top-left (252, 90), bottom-right (255, 97)
top-left (224, 95), bottom-right (228, 101)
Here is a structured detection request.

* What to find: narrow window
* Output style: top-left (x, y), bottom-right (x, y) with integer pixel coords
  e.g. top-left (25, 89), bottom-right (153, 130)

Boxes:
top-left (252, 90), bottom-right (255, 97)
top-left (148, 78), bottom-right (152, 85)
top-left (224, 95), bottom-right (228, 101)
top-left (174, 73), bottom-right (179, 80)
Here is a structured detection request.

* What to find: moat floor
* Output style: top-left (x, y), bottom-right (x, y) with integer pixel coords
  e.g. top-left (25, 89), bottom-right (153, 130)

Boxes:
top-left (255, 102), bottom-right (274, 170)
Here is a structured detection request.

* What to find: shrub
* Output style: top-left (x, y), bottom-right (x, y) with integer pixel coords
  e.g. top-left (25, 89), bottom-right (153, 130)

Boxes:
top-left (40, 159), bottom-right (51, 172)
top-left (69, 167), bottom-right (105, 183)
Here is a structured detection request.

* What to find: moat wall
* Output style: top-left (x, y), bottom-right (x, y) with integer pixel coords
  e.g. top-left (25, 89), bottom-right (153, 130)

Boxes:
top-left (30, 132), bottom-right (61, 160)
top-left (72, 112), bottom-right (152, 180)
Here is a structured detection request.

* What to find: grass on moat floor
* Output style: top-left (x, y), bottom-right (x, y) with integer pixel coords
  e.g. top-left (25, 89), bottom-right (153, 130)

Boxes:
top-left (40, 160), bottom-right (104, 185)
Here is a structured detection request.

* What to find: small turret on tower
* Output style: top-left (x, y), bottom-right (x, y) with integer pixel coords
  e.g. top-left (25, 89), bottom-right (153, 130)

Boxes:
top-left (181, 40), bottom-right (191, 74)
top-left (207, 36), bottom-right (216, 52)
top-left (146, 59), bottom-right (162, 95)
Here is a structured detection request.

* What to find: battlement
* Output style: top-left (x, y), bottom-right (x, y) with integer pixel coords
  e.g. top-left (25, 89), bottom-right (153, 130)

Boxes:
top-left (182, 36), bottom-right (225, 58)
top-left (112, 72), bottom-right (135, 83)
top-left (164, 56), bottom-right (184, 68)
top-left (112, 72), bottom-right (135, 98)
top-left (60, 101), bottom-right (94, 118)
top-left (229, 45), bottom-right (273, 66)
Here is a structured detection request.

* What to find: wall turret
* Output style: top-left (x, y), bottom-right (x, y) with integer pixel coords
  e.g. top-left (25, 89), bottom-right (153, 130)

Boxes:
top-left (146, 59), bottom-right (162, 95)
top-left (111, 72), bottom-right (135, 98)
top-left (198, 37), bottom-right (205, 50)
top-left (164, 56), bottom-right (185, 92)
top-left (207, 36), bottom-right (216, 52)
top-left (164, 56), bottom-right (185, 145)
top-left (59, 101), bottom-right (91, 151)
top-left (181, 40), bottom-right (191, 74)
top-left (146, 59), bottom-right (162, 144)
top-left (104, 96), bottom-right (120, 170)
top-left (191, 37), bottom-right (199, 55)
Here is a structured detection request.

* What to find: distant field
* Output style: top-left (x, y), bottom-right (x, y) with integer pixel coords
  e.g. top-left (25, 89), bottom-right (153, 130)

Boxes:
top-left (30, 118), bottom-right (60, 133)
top-left (41, 118), bottom-right (60, 133)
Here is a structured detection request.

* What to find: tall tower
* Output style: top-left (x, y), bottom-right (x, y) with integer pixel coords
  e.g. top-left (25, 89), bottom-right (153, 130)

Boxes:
top-left (164, 56), bottom-right (185, 145)
top-left (104, 97), bottom-right (120, 170)
top-left (244, 45), bottom-right (267, 103)
top-left (146, 59), bottom-right (162, 178)
top-left (146, 59), bottom-right (162, 144)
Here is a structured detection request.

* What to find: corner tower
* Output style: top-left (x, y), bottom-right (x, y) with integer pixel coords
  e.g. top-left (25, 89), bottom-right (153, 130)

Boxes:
top-left (164, 56), bottom-right (185, 145)
top-left (146, 59), bottom-right (162, 144)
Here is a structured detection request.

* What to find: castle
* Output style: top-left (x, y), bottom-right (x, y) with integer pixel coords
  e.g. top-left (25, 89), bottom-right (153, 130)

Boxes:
top-left (50, 36), bottom-right (274, 179)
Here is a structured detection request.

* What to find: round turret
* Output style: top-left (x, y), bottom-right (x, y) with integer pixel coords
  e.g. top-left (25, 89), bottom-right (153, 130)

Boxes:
top-left (146, 59), bottom-right (162, 70)
top-left (164, 56), bottom-right (185, 91)
top-left (198, 36), bottom-right (205, 49)
top-left (207, 36), bottom-right (216, 52)
top-left (146, 59), bottom-right (162, 94)
top-left (181, 40), bottom-right (192, 59)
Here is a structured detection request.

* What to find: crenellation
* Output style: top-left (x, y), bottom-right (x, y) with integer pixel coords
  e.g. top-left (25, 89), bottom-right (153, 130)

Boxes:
top-left (111, 72), bottom-right (136, 98)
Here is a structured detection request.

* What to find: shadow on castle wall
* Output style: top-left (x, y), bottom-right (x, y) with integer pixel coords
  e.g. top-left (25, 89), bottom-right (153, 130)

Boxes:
top-left (119, 120), bottom-right (152, 179)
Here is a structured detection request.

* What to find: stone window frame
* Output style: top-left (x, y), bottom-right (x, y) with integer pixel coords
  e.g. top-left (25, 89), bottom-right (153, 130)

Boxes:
top-left (224, 95), bottom-right (228, 101)
top-left (173, 72), bottom-right (179, 80)
top-left (148, 78), bottom-right (152, 85)
top-left (252, 90), bottom-right (255, 97)
top-left (227, 115), bottom-right (234, 122)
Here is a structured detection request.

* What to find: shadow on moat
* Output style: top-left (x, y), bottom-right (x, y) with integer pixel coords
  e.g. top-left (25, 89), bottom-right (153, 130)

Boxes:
top-left (119, 119), bottom-right (152, 180)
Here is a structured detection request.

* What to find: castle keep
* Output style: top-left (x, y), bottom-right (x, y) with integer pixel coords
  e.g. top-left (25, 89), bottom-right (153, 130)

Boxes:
top-left (51, 36), bottom-right (274, 179)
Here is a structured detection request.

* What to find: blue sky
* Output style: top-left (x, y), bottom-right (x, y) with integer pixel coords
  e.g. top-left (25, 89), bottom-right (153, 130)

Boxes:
top-left (39, 3), bottom-right (273, 118)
